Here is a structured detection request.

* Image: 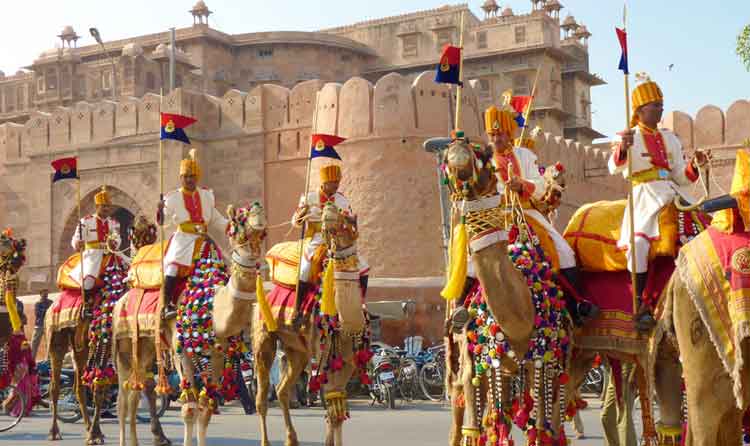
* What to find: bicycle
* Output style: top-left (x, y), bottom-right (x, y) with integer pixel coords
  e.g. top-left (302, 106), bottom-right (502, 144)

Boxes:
top-left (418, 346), bottom-right (446, 402)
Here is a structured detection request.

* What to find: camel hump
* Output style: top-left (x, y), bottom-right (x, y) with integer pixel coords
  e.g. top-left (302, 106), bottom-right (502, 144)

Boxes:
top-left (57, 252), bottom-right (82, 290)
top-left (266, 238), bottom-right (324, 286)
top-left (129, 242), bottom-right (169, 289)
top-left (564, 200), bottom-right (679, 272)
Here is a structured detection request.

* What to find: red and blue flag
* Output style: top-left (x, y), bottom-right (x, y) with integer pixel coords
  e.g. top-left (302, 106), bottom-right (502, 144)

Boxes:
top-left (310, 134), bottom-right (346, 160)
top-left (510, 95), bottom-right (532, 127)
top-left (51, 157), bottom-right (78, 182)
top-left (435, 45), bottom-right (462, 85)
top-left (160, 113), bottom-right (197, 144)
top-left (616, 27), bottom-right (629, 74)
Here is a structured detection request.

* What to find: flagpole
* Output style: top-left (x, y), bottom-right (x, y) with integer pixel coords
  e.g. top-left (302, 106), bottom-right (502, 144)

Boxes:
top-left (292, 92), bottom-right (320, 321)
top-left (77, 162), bottom-right (85, 314)
top-left (515, 57), bottom-right (545, 147)
top-left (621, 7), bottom-right (639, 316)
top-left (453, 11), bottom-right (465, 131)
top-left (155, 88), bottom-right (167, 394)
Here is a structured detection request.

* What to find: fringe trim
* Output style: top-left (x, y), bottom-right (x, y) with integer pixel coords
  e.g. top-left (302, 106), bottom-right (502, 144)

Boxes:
top-left (732, 321), bottom-right (750, 410)
top-left (576, 336), bottom-right (646, 356)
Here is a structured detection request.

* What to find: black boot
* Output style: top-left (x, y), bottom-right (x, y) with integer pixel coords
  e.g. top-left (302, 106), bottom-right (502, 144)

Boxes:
top-left (634, 272), bottom-right (656, 333)
top-left (291, 281), bottom-right (311, 329)
top-left (161, 276), bottom-right (179, 320)
top-left (560, 267), bottom-right (600, 326)
top-left (450, 277), bottom-right (477, 333)
top-left (359, 275), bottom-right (369, 299)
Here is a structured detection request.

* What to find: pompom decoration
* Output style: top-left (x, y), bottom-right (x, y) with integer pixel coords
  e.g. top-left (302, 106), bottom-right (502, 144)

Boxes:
top-left (83, 258), bottom-right (128, 388)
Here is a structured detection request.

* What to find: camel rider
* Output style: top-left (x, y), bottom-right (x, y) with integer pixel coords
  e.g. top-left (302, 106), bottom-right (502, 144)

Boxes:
top-left (608, 74), bottom-right (709, 332)
top-left (157, 149), bottom-right (228, 319)
top-left (292, 164), bottom-right (361, 325)
top-left (70, 187), bottom-right (120, 318)
top-left (486, 104), bottom-right (599, 326)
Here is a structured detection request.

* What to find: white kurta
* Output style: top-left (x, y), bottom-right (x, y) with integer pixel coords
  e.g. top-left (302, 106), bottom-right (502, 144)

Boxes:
top-left (488, 147), bottom-right (576, 269)
top-left (163, 187), bottom-right (228, 269)
top-left (293, 191), bottom-right (368, 281)
top-left (608, 127), bottom-right (696, 256)
top-left (68, 215), bottom-right (120, 285)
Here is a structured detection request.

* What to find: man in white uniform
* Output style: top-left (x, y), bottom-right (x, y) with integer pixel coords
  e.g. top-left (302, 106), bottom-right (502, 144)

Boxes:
top-left (488, 104), bottom-right (598, 326)
top-left (157, 149), bottom-right (228, 319)
top-left (608, 74), bottom-right (708, 331)
top-left (70, 186), bottom-right (120, 305)
top-left (291, 164), bottom-right (366, 326)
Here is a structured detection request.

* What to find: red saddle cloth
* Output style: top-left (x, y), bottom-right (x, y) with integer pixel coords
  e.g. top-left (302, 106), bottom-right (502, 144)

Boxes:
top-left (47, 289), bottom-right (87, 331)
top-left (576, 256), bottom-right (675, 353)
top-left (264, 284), bottom-right (319, 326)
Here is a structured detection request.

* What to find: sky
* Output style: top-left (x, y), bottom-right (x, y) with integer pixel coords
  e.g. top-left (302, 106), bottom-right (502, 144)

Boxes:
top-left (1, 0), bottom-right (747, 140)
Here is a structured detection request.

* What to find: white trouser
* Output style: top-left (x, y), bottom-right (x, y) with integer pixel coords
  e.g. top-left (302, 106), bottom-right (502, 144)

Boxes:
top-left (299, 233), bottom-right (325, 282)
top-left (524, 209), bottom-right (576, 270)
top-left (625, 236), bottom-right (650, 274)
top-left (68, 248), bottom-right (105, 288)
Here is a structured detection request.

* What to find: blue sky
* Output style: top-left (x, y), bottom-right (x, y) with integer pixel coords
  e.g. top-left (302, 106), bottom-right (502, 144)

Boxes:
top-left (2, 0), bottom-right (747, 140)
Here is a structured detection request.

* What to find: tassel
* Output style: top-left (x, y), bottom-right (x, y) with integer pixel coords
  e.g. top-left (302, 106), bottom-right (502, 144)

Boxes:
top-left (441, 221), bottom-right (468, 300)
top-left (256, 273), bottom-right (277, 332)
top-left (320, 259), bottom-right (337, 316)
top-left (3, 277), bottom-right (22, 333)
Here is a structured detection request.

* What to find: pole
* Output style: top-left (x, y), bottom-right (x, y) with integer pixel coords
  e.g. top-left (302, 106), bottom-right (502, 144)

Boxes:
top-left (453, 12), bottom-right (465, 131)
top-left (155, 88), bottom-right (168, 394)
top-left (292, 92), bottom-right (320, 320)
top-left (77, 172), bottom-right (85, 311)
top-left (622, 8), bottom-right (638, 315)
top-left (515, 57), bottom-right (545, 147)
top-left (435, 153), bottom-right (450, 268)
top-left (169, 28), bottom-right (176, 92)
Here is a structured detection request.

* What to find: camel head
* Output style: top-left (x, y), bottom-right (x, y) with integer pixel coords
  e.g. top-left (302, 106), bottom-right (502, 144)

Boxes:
top-left (128, 215), bottom-right (158, 251)
top-left (321, 201), bottom-right (357, 251)
top-left (0, 228), bottom-right (27, 275)
top-left (226, 202), bottom-right (267, 260)
top-left (443, 138), bottom-right (496, 199)
top-left (530, 162), bottom-right (566, 219)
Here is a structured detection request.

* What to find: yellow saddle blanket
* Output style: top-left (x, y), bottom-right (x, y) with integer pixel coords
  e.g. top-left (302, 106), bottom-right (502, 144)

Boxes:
top-left (563, 200), bottom-right (678, 272)
top-left (266, 238), bottom-right (326, 287)
top-left (128, 242), bottom-right (168, 289)
top-left (56, 252), bottom-right (112, 290)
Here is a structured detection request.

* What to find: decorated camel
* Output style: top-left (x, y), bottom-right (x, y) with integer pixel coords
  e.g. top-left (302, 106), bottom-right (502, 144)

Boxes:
top-left (47, 211), bottom-right (130, 444)
top-left (111, 214), bottom-right (171, 446)
top-left (650, 150), bottom-right (750, 446)
top-left (440, 136), bottom-right (572, 446)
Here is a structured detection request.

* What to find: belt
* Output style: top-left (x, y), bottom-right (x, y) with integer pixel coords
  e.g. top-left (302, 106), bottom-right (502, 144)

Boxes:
top-left (85, 242), bottom-right (103, 250)
top-left (631, 168), bottom-right (669, 186)
top-left (178, 222), bottom-right (207, 234)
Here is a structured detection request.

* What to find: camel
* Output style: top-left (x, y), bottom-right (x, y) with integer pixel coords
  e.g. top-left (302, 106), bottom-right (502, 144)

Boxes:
top-left (111, 215), bottom-right (171, 446)
top-left (160, 202), bottom-right (268, 446)
top-left (315, 201), bottom-right (368, 446)
top-left (46, 227), bottom-right (132, 444)
top-left (0, 229), bottom-right (26, 346)
top-left (652, 226), bottom-right (750, 445)
top-left (442, 139), bottom-right (569, 446)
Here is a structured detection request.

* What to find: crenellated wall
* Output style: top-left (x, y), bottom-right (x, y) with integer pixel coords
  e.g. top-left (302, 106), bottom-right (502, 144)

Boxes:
top-left (0, 70), bottom-right (616, 291)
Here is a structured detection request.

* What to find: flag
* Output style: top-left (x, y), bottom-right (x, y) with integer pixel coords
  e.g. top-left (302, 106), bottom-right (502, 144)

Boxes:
top-left (51, 157), bottom-right (78, 182)
top-left (435, 45), bottom-right (462, 85)
top-left (310, 134), bottom-right (346, 160)
top-left (616, 27), bottom-right (629, 74)
top-left (160, 113), bottom-right (197, 144)
top-left (510, 95), bottom-right (532, 127)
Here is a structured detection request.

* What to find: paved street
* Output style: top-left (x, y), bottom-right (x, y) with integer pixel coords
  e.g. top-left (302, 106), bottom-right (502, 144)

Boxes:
top-left (1, 395), bottom-right (646, 446)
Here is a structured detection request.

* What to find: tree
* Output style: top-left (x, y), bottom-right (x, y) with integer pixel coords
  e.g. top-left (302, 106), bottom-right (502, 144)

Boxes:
top-left (738, 24), bottom-right (750, 71)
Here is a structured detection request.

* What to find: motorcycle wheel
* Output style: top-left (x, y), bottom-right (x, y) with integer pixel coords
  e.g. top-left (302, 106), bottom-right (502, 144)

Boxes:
top-left (56, 386), bottom-right (83, 424)
top-left (384, 384), bottom-right (396, 410)
top-left (419, 362), bottom-right (445, 402)
top-left (135, 392), bottom-right (169, 423)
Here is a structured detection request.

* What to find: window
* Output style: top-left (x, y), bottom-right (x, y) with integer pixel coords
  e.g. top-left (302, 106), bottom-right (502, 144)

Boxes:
top-left (175, 74), bottom-right (183, 88)
top-left (46, 68), bottom-right (58, 90)
top-left (143, 72), bottom-right (154, 90)
top-left (16, 85), bottom-right (24, 109)
top-left (436, 30), bottom-right (453, 51)
top-left (478, 79), bottom-right (491, 93)
top-left (477, 31), bottom-right (487, 49)
top-left (36, 77), bottom-right (45, 94)
top-left (512, 74), bottom-right (529, 95)
top-left (4, 87), bottom-right (15, 112)
top-left (402, 35), bottom-right (418, 57)
top-left (341, 54), bottom-right (352, 62)
top-left (102, 70), bottom-right (112, 90)
top-left (77, 76), bottom-right (86, 95)
top-left (515, 26), bottom-right (526, 44)
top-left (258, 48), bottom-right (273, 58)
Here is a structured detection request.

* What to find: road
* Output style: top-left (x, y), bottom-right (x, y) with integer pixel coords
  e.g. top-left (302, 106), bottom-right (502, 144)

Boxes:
top-left (3, 396), bottom-right (644, 446)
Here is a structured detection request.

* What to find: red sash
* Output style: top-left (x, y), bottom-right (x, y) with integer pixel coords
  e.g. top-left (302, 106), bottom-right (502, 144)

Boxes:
top-left (182, 190), bottom-right (205, 223)
top-left (95, 217), bottom-right (109, 242)
top-left (639, 125), bottom-right (670, 170)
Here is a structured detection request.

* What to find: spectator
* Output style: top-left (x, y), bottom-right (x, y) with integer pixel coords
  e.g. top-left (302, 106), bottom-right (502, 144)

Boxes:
top-left (31, 289), bottom-right (52, 360)
top-left (15, 297), bottom-right (26, 329)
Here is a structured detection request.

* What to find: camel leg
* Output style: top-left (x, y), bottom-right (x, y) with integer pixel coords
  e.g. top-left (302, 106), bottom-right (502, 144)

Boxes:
top-left (445, 331), bottom-right (465, 446)
top-left (322, 334), bottom-right (354, 446)
top-left (47, 332), bottom-right (67, 441)
top-left (255, 335), bottom-right (276, 446)
top-left (195, 348), bottom-right (224, 446)
top-left (653, 341), bottom-right (683, 429)
top-left (144, 378), bottom-right (171, 446)
top-left (87, 383), bottom-right (106, 445)
top-left (178, 354), bottom-right (197, 446)
top-left (116, 339), bottom-right (137, 446)
top-left (70, 342), bottom-right (93, 434)
top-left (277, 346), bottom-right (308, 446)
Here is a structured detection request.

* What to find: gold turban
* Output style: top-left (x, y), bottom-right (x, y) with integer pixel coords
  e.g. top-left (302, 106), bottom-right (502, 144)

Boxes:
top-left (630, 73), bottom-right (664, 128)
top-left (179, 148), bottom-right (201, 179)
top-left (484, 105), bottom-right (519, 136)
top-left (712, 147), bottom-right (750, 233)
top-left (320, 164), bottom-right (342, 183)
top-left (94, 186), bottom-right (111, 205)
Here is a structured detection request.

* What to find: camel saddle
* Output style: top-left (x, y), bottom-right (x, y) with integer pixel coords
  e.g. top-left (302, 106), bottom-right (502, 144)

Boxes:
top-left (265, 238), bottom-right (326, 287)
top-left (56, 252), bottom-right (112, 290)
top-left (563, 200), bottom-right (709, 272)
top-left (46, 288), bottom-right (85, 332)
